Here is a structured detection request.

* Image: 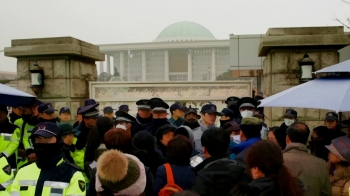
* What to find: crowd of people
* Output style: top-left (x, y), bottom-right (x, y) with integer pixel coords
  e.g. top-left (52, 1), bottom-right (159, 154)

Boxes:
top-left (0, 95), bottom-right (350, 196)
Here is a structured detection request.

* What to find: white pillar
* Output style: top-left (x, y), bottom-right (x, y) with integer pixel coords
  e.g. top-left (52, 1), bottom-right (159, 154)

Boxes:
top-left (119, 52), bottom-right (124, 79)
top-left (113, 53), bottom-right (118, 75)
top-left (99, 61), bottom-right (104, 74)
top-left (188, 50), bottom-right (192, 81)
top-left (106, 55), bottom-right (111, 75)
top-left (142, 50), bottom-right (146, 82)
top-left (211, 48), bottom-right (216, 81)
top-left (164, 50), bottom-right (169, 81)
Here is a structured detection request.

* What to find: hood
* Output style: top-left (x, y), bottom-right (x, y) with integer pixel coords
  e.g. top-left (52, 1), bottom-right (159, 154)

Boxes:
top-left (95, 153), bottom-right (146, 196)
top-left (197, 158), bottom-right (245, 188)
top-left (283, 143), bottom-right (308, 153)
top-left (175, 125), bottom-right (194, 143)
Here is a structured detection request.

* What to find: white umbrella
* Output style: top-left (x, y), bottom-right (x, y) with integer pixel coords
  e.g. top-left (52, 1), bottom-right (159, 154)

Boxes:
top-left (315, 59), bottom-right (350, 74)
top-left (259, 77), bottom-right (350, 112)
top-left (0, 83), bottom-right (36, 106)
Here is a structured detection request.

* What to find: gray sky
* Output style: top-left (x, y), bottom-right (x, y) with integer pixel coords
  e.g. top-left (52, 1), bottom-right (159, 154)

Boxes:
top-left (0, 0), bottom-right (349, 72)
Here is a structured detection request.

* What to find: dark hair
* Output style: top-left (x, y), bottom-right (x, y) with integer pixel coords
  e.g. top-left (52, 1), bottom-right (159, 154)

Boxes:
top-left (312, 126), bottom-right (328, 139)
top-left (171, 190), bottom-right (200, 196)
top-left (286, 122), bottom-right (310, 145)
top-left (201, 127), bottom-right (230, 157)
top-left (245, 140), bottom-right (303, 196)
top-left (240, 125), bottom-right (261, 139)
top-left (269, 126), bottom-right (287, 150)
top-left (166, 135), bottom-right (192, 165)
top-left (104, 128), bottom-right (132, 153)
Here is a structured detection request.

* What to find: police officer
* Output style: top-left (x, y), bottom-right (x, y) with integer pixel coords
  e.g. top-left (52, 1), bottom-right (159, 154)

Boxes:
top-left (8, 106), bottom-right (23, 127)
top-left (183, 105), bottom-right (201, 130)
top-left (103, 106), bottom-right (115, 120)
top-left (0, 154), bottom-right (14, 196)
top-left (10, 122), bottom-right (86, 196)
top-left (218, 108), bottom-right (235, 127)
top-left (37, 103), bottom-right (58, 124)
top-left (115, 111), bottom-right (136, 136)
top-left (225, 96), bottom-right (242, 124)
top-left (72, 107), bottom-right (82, 129)
top-left (0, 104), bottom-right (20, 170)
top-left (58, 107), bottom-right (71, 123)
top-left (131, 99), bottom-right (153, 136)
top-left (17, 100), bottom-right (42, 170)
top-left (169, 102), bottom-right (186, 127)
top-left (147, 100), bottom-right (171, 135)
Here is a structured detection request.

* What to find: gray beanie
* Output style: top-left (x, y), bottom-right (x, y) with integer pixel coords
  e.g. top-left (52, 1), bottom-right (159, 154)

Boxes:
top-left (174, 126), bottom-right (194, 143)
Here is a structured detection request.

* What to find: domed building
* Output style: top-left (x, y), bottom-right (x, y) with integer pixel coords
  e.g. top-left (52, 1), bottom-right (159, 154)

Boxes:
top-left (154, 21), bottom-right (216, 42)
top-left (98, 21), bottom-right (264, 83)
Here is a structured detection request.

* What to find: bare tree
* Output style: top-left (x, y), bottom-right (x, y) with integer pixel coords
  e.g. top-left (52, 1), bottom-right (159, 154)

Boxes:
top-left (336, 0), bottom-right (350, 30)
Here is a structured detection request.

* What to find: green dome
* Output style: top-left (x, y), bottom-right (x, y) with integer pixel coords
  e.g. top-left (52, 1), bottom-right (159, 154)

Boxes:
top-left (154, 21), bottom-right (215, 42)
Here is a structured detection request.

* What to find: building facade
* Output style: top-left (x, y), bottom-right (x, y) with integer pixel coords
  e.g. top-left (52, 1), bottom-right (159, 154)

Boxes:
top-left (98, 21), bottom-right (264, 89)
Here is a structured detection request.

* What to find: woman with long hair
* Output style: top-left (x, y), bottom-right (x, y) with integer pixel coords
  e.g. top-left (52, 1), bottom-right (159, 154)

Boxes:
top-left (230, 140), bottom-right (303, 196)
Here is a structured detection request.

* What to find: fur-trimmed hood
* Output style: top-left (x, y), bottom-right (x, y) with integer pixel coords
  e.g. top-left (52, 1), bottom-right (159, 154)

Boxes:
top-left (96, 153), bottom-right (146, 196)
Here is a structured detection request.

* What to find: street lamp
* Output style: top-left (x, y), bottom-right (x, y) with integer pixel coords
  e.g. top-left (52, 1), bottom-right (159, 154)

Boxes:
top-left (298, 53), bottom-right (315, 83)
top-left (29, 62), bottom-right (44, 96)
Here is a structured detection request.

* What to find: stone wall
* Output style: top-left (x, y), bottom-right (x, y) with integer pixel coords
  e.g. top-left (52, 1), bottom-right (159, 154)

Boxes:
top-left (259, 27), bottom-right (350, 129)
top-left (5, 37), bottom-right (104, 119)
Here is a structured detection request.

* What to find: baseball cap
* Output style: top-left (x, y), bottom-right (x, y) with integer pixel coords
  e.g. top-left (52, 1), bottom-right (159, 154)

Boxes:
top-left (103, 106), bottom-right (115, 114)
top-left (284, 109), bottom-right (297, 118)
top-left (59, 107), bottom-right (71, 115)
top-left (325, 112), bottom-right (338, 121)
top-left (240, 117), bottom-right (262, 133)
top-left (200, 103), bottom-right (219, 114)
top-left (170, 103), bottom-right (186, 113)
top-left (38, 103), bottom-right (57, 114)
top-left (219, 108), bottom-right (234, 117)
top-left (225, 96), bottom-right (240, 106)
top-left (32, 122), bottom-right (60, 138)
top-left (325, 136), bottom-right (350, 163)
top-left (118, 105), bottom-right (129, 111)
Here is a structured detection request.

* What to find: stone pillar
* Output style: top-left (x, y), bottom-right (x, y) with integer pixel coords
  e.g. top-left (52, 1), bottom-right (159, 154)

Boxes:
top-left (141, 50), bottom-right (146, 82)
top-left (188, 51), bottom-right (192, 81)
top-left (164, 50), bottom-right (169, 81)
top-left (5, 37), bottom-right (104, 118)
top-left (211, 48), bottom-right (216, 81)
top-left (258, 27), bottom-right (350, 128)
top-left (106, 55), bottom-right (111, 75)
top-left (99, 61), bottom-right (104, 74)
top-left (120, 51), bottom-right (124, 79)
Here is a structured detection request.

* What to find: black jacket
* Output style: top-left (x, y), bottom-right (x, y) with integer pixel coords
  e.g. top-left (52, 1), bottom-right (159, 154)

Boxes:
top-left (230, 177), bottom-right (281, 196)
top-left (131, 114), bottom-right (152, 136)
top-left (191, 157), bottom-right (250, 196)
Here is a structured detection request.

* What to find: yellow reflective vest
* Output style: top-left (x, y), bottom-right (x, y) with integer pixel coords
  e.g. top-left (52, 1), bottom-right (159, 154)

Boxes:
top-left (10, 159), bottom-right (86, 196)
top-left (0, 156), bottom-right (14, 196)
top-left (16, 122), bottom-right (35, 170)
top-left (0, 128), bottom-right (20, 160)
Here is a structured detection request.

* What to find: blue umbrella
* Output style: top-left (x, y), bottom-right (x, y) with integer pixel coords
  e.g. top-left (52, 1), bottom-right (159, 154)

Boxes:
top-left (315, 59), bottom-right (350, 74)
top-left (0, 83), bottom-right (36, 106)
top-left (259, 77), bottom-right (350, 112)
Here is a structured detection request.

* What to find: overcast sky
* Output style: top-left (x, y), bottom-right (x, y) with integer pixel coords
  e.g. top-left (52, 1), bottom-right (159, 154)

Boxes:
top-left (0, 0), bottom-right (349, 72)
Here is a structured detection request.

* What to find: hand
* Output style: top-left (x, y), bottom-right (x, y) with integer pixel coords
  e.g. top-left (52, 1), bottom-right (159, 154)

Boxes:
top-left (28, 153), bottom-right (36, 162)
top-left (18, 149), bottom-right (26, 159)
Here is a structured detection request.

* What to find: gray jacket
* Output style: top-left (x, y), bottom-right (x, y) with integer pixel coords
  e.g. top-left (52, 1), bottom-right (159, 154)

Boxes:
top-left (193, 123), bottom-right (216, 158)
top-left (283, 143), bottom-right (331, 196)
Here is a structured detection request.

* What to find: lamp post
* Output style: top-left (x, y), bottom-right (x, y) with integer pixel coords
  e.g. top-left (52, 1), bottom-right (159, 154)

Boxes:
top-left (29, 62), bottom-right (44, 96)
top-left (298, 53), bottom-right (315, 83)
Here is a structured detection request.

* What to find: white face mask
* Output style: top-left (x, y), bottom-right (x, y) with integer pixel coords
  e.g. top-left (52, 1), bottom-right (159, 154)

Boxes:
top-left (231, 135), bottom-right (241, 144)
top-left (284, 118), bottom-right (294, 126)
top-left (240, 110), bottom-right (253, 118)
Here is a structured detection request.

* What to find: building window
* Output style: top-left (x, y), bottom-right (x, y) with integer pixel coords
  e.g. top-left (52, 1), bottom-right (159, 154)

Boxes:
top-left (169, 73), bottom-right (188, 81)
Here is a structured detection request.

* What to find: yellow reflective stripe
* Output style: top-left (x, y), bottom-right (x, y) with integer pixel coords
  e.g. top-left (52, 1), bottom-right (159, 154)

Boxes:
top-left (19, 180), bottom-right (37, 186)
top-left (1, 178), bottom-right (13, 188)
top-left (44, 181), bottom-right (69, 188)
top-left (11, 138), bottom-right (19, 142)
top-left (11, 192), bottom-right (20, 196)
top-left (3, 152), bottom-right (9, 157)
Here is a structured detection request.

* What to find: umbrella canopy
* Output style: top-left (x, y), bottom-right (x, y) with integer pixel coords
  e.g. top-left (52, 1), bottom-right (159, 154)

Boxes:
top-left (315, 59), bottom-right (350, 74)
top-left (259, 77), bottom-right (350, 112)
top-left (0, 83), bottom-right (36, 106)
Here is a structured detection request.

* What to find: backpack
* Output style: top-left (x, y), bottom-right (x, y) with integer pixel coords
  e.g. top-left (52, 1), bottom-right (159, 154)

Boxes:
top-left (158, 163), bottom-right (183, 196)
